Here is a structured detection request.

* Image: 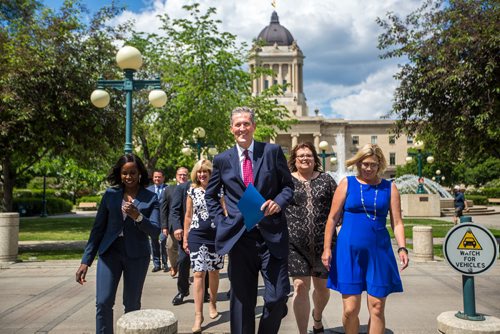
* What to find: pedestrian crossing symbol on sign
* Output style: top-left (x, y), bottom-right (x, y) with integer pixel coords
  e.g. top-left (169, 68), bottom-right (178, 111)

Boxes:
top-left (458, 229), bottom-right (482, 250)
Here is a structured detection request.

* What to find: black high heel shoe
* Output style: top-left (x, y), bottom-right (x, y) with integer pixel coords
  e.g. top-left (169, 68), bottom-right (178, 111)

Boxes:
top-left (312, 309), bottom-right (325, 334)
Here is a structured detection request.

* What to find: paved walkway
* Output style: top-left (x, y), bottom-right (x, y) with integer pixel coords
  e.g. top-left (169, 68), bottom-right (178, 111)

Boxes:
top-left (3, 210), bottom-right (498, 333)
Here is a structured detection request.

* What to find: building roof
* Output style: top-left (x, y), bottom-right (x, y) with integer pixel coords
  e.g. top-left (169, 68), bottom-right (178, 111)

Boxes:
top-left (257, 11), bottom-right (295, 46)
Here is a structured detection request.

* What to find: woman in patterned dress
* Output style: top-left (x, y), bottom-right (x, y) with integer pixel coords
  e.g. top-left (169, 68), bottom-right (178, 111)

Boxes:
top-left (285, 142), bottom-right (337, 334)
top-left (183, 159), bottom-right (225, 333)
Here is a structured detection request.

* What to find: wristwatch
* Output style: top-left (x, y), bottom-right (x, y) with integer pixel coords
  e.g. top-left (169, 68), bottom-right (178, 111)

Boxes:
top-left (135, 213), bottom-right (144, 223)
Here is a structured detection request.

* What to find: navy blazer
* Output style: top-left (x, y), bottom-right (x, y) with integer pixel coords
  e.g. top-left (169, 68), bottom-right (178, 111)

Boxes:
top-left (160, 185), bottom-right (177, 230)
top-left (81, 187), bottom-right (160, 266)
top-left (147, 184), bottom-right (166, 204)
top-left (205, 141), bottom-right (294, 258)
top-left (169, 181), bottom-right (192, 232)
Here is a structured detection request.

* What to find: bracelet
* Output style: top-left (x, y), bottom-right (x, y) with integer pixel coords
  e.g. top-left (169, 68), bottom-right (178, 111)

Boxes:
top-left (397, 247), bottom-right (408, 254)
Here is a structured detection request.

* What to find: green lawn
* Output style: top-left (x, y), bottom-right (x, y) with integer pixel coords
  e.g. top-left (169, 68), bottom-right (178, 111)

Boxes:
top-left (18, 217), bottom-right (92, 260)
top-left (17, 216), bottom-right (499, 261)
top-left (18, 249), bottom-right (84, 261)
top-left (19, 217), bottom-right (94, 241)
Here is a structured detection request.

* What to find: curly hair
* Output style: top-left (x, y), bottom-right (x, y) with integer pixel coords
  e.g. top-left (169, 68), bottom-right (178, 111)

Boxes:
top-left (106, 153), bottom-right (150, 187)
top-left (288, 142), bottom-right (323, 172)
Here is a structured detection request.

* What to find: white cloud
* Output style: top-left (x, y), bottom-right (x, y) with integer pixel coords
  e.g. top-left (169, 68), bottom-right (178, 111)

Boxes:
top-left (113, 0), bottom-right (420, 119)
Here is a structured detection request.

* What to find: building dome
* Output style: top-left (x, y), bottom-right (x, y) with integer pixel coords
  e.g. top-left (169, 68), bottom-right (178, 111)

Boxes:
top-left (257, 11), bottom-right (294, 46)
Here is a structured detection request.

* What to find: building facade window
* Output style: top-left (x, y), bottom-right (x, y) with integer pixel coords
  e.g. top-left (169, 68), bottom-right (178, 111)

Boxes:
top-left (352, 136), bottom-right (359, 145)
top-left (371, 136), bottom-right (378, 144)
top-left (407, 136), bottom-right (413, 144)
top-left (389, 136), bottom-right (396, 144)
top-left (390, 152), bottom-right (396, 165)
top-left (264, 80), bottom-right (269, 89)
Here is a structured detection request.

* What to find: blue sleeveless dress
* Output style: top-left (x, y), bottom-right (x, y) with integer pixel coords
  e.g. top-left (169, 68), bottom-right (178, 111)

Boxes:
top-left (327, 176), bottom-right (403, 297)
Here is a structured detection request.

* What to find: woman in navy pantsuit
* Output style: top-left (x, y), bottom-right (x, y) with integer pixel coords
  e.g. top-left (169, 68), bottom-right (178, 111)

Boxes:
top-left (76, 154), bottom-right (160, 334)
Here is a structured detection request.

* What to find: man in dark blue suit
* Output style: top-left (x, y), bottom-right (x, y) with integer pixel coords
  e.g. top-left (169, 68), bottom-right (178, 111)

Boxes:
top-left (206, 106), bottom-right (294, 334)
top-left (147, 169), bottom-right (167, 272)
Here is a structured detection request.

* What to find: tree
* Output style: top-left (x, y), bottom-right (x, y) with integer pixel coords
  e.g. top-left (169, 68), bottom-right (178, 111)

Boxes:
top-left (377, 0), bottom-right (500, 161)
top-left (127, 3), bottom-right (292, 174)
top-left (0, 0), bottom-right (128, 211)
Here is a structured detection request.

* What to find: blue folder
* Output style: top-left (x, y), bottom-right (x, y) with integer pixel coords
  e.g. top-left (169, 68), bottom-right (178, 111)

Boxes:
top-left (237, 183), bottom-right (266, 231)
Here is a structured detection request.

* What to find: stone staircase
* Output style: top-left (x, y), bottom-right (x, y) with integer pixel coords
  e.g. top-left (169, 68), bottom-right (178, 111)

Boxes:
top-left (440, 198), bottom-right (499, 216)
top-left (440, 205), bottom-right (499, 216)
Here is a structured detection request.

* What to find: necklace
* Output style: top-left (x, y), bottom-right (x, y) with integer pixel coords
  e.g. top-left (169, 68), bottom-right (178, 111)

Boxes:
top-left (296, 171), bottom-right (315, 183)
top-left (360, 183), bottom-right (378, 221)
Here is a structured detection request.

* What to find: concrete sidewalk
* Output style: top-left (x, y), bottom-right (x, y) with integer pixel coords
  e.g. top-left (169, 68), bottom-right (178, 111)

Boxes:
top-left (5, 211), bottom-right (498, 333)
top-left (1, 254), bottom-right (499, 334)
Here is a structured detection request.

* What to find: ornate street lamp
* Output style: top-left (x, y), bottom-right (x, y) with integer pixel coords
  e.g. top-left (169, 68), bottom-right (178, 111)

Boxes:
top-left (406, 141), bottom-right (434, 194)
top-left (182, 127), bottom-right (214, 160)
top-left (319, 140), bottom-right (336, 171)
top-left (90, 46), bottom-right (167, 154)
top-left (432, 169), bottom-right (445, 184)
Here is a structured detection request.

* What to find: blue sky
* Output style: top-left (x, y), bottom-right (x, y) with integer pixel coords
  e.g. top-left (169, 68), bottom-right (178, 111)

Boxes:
top-left (41, 0), bottom-right (422, 120)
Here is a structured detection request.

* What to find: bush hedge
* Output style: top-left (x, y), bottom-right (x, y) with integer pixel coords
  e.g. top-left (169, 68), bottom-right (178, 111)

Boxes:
top-left (466, 195), bottom-right (488, 205)
top-left (13, 197), bottom-right (73, 216)
top-left (14, 188), bottom-right (74, 201)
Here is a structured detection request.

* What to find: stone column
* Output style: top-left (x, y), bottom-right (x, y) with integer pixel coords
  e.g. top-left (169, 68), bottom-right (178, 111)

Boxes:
top-left (291, 133), bottom-right (299, 149)
top-left (0, 212), bottom-right (19, 263)
top-left (116, 309), bottom-right (177, 334)
top-left (412, 225), bottom-right (433, 262)
top-left (313, 133), bottom-right (321, 152)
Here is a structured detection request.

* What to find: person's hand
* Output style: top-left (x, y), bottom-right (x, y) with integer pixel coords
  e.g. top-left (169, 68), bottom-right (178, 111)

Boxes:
top-left (183, 238), bottom-right (189, 254)
top-left (76, 264), bottom-right (89, 285)
top-left (261, 199), bottom-right (281, 216)
top-left (174, 229), bottom-right (183, 241)
top-left (162, 228), bottom-right (168, 236)
top-left (399, 251), bottom-right (409, 271)
top-left (122, 201), bottom-right (140, 220)
top-left (321, 249), bottom-right (332, 271)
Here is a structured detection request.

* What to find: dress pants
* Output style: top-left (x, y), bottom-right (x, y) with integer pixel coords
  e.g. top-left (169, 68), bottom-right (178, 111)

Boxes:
top-left (96, 238), bottom-right (150, 334)
top-left (177, 240), bottom-right (191, 295)
top-left (167, 232), bottom-right (179, 269)
top-left (159, 233), bottom-right (167, 268)
top-left (150, 233), bottom-right (163, 269)
top-left (229, 229), bottom-right (290, 334)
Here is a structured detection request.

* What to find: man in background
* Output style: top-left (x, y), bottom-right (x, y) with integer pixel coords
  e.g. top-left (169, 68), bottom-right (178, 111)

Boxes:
top-left (161, 167), bottom-right (188, 276)
top-left (147, 169), bottom-right (167, 272)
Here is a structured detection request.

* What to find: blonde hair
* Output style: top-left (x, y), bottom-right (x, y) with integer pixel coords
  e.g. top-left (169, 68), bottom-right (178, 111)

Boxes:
top-left (190, 159), bottom-right (213, 187)
top-left (346, 144), bottom-right (387, 177)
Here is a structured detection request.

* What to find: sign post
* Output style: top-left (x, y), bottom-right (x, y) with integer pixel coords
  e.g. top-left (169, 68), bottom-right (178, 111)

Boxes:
top-left (443, 216), bottom-right (498, 321)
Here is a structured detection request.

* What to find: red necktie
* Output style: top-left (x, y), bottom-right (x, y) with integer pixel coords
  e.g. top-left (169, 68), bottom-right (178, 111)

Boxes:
top-left (243, 149), bottom-right (253, 187)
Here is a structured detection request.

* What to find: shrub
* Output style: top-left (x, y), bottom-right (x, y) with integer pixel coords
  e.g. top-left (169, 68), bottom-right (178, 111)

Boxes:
top-left (13, 197), bottom-right (73, 216)
top-left (14, 188), bottom-right (73, 201)
top-left (466, 195), bottom-right (488, 206)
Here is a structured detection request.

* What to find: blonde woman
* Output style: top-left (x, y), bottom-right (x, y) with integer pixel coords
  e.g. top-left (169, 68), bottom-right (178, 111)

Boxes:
top-left (183, 159), bottom-right (224, 333)
top-left (322, 144), bottom-right (409, 334)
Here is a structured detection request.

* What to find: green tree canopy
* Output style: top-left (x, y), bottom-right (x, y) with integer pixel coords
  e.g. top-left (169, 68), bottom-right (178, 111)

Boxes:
top-left (0, 0), bottom-right (127, 211)
top-left (377, 0), bottom-right (500, 161)
top-left (127, 3), bottom-right (292, 173)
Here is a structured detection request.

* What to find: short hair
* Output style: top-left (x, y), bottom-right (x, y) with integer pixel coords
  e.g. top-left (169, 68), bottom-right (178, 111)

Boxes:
top-left (152, 169), bottom-right (164, 176)
top-left (346, 144), bottom-right (387, 177)
top-left (176, 166), bottom-right (188, 174)
top-left (230, 106), bottom-right (255, 125)
top-left (288, 142), bottom-right (323, 172)
top-left (106, 153), bottom-right (149, 187)
top-left (190, 159), bottom-right (213, 187)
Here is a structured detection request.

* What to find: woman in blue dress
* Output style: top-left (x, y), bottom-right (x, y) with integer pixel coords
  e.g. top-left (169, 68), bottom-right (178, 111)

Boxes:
top-left (322, 144), bottom-right (409, 334)
top-left (183, 159), bottom-right (225, 333)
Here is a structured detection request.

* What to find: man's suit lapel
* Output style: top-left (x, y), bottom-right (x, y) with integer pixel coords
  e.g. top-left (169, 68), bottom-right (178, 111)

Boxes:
top-left (230, 146), bottom-right (245, 187)
top-left (252, 141), bottom-right (265, 187)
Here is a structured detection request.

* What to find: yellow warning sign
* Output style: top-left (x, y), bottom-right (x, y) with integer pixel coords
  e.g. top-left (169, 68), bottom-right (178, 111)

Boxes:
top-left (458, 230), bottom-right (482, 250)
